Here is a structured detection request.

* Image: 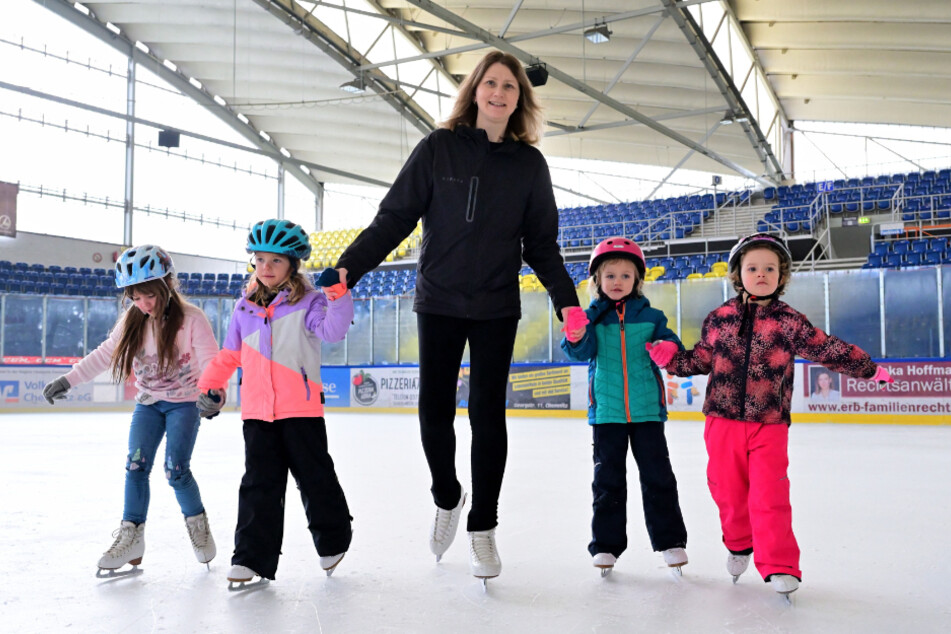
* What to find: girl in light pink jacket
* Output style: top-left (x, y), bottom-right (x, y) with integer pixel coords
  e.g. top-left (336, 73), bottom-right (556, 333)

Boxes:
top-left (42, 245), bottom-right (219, 577)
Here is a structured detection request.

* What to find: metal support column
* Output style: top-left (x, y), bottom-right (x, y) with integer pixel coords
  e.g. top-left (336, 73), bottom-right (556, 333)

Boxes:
top-left (123, 55), bottom-right (135, 246)
top-left (277, 164), bottom-right (285, 219)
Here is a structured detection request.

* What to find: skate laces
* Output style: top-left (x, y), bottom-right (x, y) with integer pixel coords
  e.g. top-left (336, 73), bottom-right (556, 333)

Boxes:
top-left (469, 531), bottom-right (498, 563)
top-left (186, 515), bottom-right (210, 549)
top-left (431, 507), bottom-right (455, 543)
top-left (105, 524), bottom-right (137, 557)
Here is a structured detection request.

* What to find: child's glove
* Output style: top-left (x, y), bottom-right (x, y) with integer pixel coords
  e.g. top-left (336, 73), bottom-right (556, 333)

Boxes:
top-left (645, 341), bottom-right (677, 368)
top-left (42, 375), bottom-right (70, 405)
top-left (872, 366), bottom-right (894, 385)
top-left (561, 306), bottom-right (589, 343)
top-left (197, 390), bottom-right (226, 419)
top-left (324, 282), bottom-right (348, 301)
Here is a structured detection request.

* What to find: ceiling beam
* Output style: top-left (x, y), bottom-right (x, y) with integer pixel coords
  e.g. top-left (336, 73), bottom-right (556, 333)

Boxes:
top-left (34, 0), bottom-right (333, 195)
top-left (251, 0), bottom-right (435, 138)
top-left (404, 0), bottom-right (768, 184)
top-left (660, 0), bottom-right (784, 183)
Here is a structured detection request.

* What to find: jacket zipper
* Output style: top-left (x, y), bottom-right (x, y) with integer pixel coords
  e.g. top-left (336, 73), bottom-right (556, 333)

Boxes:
top-left (739, 303), bottom-right (755, 420)
top-left (301, 367), bottom-right (311, 400)
top-left (618, 304), bottom-right (632, 423)
top-left (465, 176), bottom-right (480, 222)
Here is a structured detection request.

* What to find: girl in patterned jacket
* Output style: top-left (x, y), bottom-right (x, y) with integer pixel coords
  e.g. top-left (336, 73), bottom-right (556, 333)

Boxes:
top-left (42, 245), bottom-right (218, 577)
top-left (197, 219), bottom-right (354, 590)
top-left (561, 236), bottom-right (689, 577)
top-left (652, 233), bottom-right (893, 600)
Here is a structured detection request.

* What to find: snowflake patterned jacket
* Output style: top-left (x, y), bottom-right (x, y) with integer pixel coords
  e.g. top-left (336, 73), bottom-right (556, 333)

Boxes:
top-left (665, 297), bottom-right (878, 425)
top-left (197, 286), bottom-right (353, 422)
top-left (65, 303), bottom-right (219, 403)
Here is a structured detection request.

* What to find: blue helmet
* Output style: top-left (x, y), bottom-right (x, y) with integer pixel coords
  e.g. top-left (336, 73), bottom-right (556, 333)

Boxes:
top-left (246, 219), bottom-right (311, 260)
top-left (115, 245), bottom-right (174, 288)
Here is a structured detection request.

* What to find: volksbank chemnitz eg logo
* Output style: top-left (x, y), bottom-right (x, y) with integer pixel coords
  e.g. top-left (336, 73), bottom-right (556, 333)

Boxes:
top-left (0, 381), bottom-right (19, 403)
top-left (352, 370), bottom-right (378, 406)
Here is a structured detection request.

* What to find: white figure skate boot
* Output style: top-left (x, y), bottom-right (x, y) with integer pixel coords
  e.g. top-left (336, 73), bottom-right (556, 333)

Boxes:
top-left (769, 573), bottom-right (800, 604)
top-left (185, 511), bottom-right (216, 567)
top-left (319, 552), bottom-right (346, 577)
top-left (96, 521), bottom-right (145, 578)
top-left (468, 529), bottom-right (501, 590)
top-left (593, 552), bottom-right (617, 577)
top-left (662, 547), bottom-right (688, 575)
top-left (429, 489), bottom-right (466, 562)
top-left (727, 552), bottom-right (751, 584)
top-left (227, 564), bottom-right (269, 591)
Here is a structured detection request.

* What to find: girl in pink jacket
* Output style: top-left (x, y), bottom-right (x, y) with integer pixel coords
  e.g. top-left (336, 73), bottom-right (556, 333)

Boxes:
top-left (652, 233), bottom-right (893, 601)
top-left (197, 219), bottom-right (354, 589)
top-left (42, 245), bottom-right (219, 577)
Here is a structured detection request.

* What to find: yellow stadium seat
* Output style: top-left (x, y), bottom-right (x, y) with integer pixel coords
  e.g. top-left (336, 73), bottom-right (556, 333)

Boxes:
top-left (686, 273), bottom-right (703, 280)
top-left (703, 271), bottom-right (719, 278)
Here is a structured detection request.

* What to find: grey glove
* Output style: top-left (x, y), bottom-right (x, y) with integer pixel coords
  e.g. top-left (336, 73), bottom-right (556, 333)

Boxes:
top-left (42, 375), bottom-right (71, 405)
top-left (197, 390), bottom-right (226, 419)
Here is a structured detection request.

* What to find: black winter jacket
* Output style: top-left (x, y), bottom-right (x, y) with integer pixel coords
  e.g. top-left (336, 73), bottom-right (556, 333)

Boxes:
top-left (336, 125), bottom-right (579, 320)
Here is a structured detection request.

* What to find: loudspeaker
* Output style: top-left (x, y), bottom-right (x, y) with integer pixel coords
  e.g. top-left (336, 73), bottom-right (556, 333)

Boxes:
top-left (158, 130), bottom-right (180, 148)
top-left (525, 63), bottom-right (548, 88)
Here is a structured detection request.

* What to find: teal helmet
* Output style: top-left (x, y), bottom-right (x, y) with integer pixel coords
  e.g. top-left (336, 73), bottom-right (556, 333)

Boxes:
top-left (115, 245), bottom-right (174, 288)
top-left (246, 219), bottom-right (311, 260)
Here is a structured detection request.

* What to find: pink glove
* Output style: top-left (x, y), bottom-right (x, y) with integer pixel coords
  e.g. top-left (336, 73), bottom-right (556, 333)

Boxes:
top-left (645, 340), bottom-right (677, 367)
top-left (561, 306), bottom-right (589, 343)
top-left (325, 282), bottom-right (348, 301)
top-left (872, 366), bottom-right (894, 384)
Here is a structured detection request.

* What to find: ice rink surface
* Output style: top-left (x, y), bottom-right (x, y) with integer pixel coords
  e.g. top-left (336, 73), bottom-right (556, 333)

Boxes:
top-left (1, 410), bottom-right (949, 633)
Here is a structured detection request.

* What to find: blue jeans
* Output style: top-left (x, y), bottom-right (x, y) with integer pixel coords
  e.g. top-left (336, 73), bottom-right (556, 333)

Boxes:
top-left (123, 401), bottom-right (205, 524)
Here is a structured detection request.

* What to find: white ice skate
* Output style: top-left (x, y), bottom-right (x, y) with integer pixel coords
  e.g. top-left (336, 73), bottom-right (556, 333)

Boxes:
top-left (227, 564), bottom-right (269, 591)
top-left (429, 489), bottom-right (466, 563)
top-left (96, 521), bottom-right (145, 578)
top-left (769, 574), bottom-right (799, 605)
top-left (592, 552), bottom-right (617, 577)
top-left (727, 553), bottom-right (751, 584)
top-left (185, 511), bottom-right (216, 569)
top-left (662, 547), bottom-right (688, 576)
top-left (319, 552), bottom-right (346, 577)
top-left (468, 529), bottom-right (501, 591)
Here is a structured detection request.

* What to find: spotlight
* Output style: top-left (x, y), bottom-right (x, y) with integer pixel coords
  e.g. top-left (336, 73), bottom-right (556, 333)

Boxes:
top-left (525, 63), bottom-right (548, 87)
top-left (339, 77), bottom-right (366, 94)
top-left (584, 24), bottom-right (611, 44)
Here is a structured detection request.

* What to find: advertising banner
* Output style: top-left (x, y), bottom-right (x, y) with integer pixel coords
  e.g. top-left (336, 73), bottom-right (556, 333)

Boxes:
top-left (0, 180), bottom-right (17, 238)
top-left (505, 364), bottom-right (572, 410)
top-left (322, 367), bottom-right (350, 408)
top-left (0, 366), bottom-right (104, 409)
top-left (349, 367), bottom-right (420, 408)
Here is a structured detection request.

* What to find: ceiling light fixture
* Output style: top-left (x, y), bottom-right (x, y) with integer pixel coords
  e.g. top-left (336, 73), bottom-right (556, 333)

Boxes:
top-left (584, 24), bottom-right (611, 44)
top-left (339, 76), bottom-right (366, 94)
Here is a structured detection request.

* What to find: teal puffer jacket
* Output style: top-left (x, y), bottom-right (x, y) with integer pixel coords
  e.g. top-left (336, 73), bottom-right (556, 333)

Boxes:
top-left (561, 295), bottom-right (682, 425)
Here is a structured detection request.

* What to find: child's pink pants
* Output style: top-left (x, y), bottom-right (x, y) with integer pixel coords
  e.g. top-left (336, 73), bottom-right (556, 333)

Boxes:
top-left (704, 416), bottom-right (801, 581)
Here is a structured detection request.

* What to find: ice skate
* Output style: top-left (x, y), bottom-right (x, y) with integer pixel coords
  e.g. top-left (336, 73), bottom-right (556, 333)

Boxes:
top-left (468, 529), bottom-right (501, 591)
top-left (662, 547), bottom-right (688, 576)
top-left (319, 552), bottom-right (346, 577)
top-left (96, 520), bottom-right (145, 578)
top-left (227, 564), bottom-right (269, 591)
top-left (592, 553), bottom-right (616, 577)
top-left (769, 574), bottom-right (799, 605)
top-left (185, 511), bottom-right (216, 569)
top-left (429, 488), bottom-right (466, 562)
top-left (727, 552), bottom-right (751, 584)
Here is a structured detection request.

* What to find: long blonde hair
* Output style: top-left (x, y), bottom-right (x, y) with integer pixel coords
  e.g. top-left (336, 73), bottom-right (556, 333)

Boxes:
top-left (245, 257), bottom-right (312, 307)
top-left (441, 51), bottom-right (544, 145)
top-left (111, 275), bottom-right (186, 383)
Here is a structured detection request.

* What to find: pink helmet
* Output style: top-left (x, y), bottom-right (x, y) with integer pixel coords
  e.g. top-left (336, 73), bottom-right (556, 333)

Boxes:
top-left (589, 236), bottom-right (646, 277)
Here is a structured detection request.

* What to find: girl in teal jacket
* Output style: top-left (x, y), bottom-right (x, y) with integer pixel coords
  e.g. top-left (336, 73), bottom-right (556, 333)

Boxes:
top-left (561, 237), bottom-right (688, 576)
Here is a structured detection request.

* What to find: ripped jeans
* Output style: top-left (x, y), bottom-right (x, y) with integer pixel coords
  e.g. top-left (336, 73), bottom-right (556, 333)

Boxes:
top-left (123, 401), bottom-right (205, 524)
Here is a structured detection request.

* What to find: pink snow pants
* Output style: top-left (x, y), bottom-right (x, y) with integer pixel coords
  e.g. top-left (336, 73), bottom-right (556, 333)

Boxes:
top-left (704, 416), bottom-right (801, 581)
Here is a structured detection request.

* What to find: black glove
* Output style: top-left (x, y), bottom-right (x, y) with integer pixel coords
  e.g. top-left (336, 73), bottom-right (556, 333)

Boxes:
top-left (42, 376), bottom-right (71, 405)
top-left (197, 390), bottom-right (225, 419)
top-left (315, 267), bottom-right (341, 287)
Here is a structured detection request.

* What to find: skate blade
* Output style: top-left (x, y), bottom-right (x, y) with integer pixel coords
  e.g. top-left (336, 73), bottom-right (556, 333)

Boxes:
top-left (599, 567), bottom-right (613, 578)
top-left (668, 564), bottom-right (685, 577)
top-left (732, 574), bottom-right (741, 584)
top-left (228, 578), bottom-right (269, 592)
top-left (96, 564), bottom-right (142, 579)
top-left (780, 592), bottom-right (794, 607)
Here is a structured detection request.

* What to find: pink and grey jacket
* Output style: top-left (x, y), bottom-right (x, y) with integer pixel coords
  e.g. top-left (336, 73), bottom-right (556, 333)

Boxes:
top-left (198, 287), bottom-right (353, 422)
top-left (665, 297), bottom-right (878, 425)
